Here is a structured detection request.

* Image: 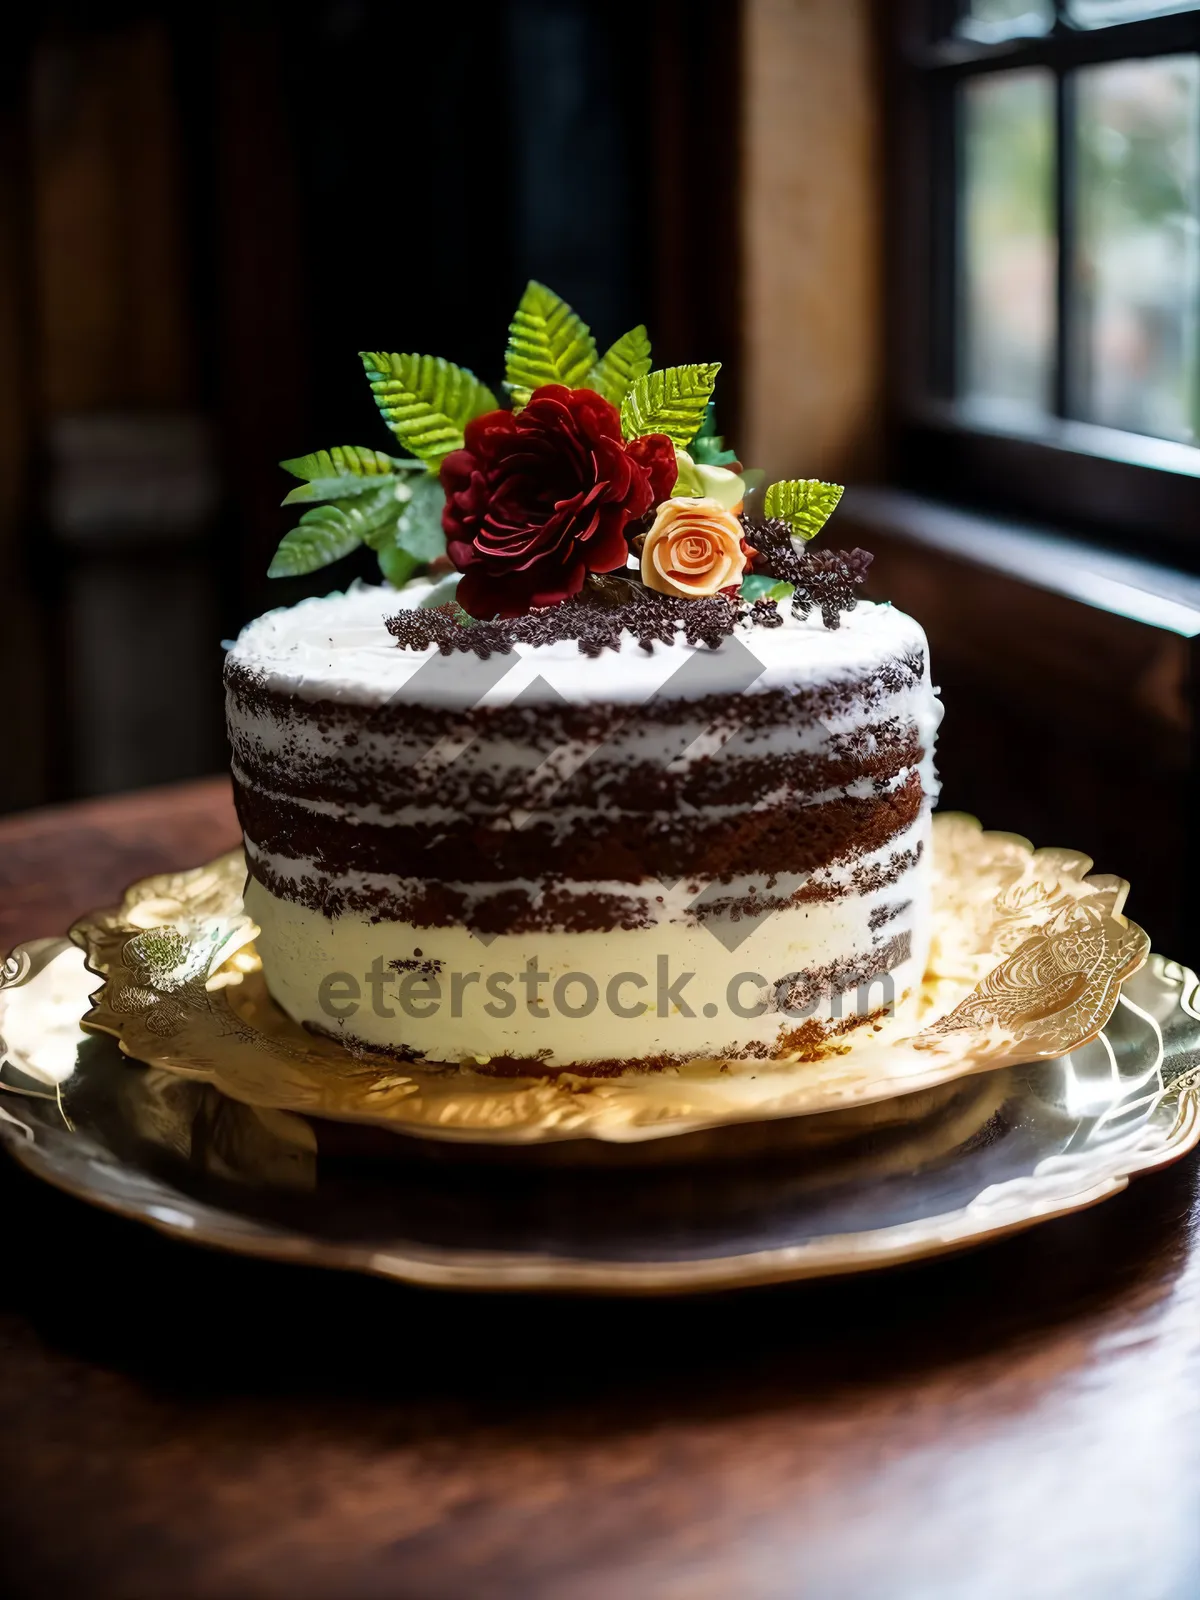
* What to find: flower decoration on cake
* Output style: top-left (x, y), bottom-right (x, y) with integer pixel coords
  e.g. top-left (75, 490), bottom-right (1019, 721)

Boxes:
top-left (640, 498), bottom-right (748, 598)
top-left (267, 280), bottom-right (865, 637)
top-left (441, 384), bottom-right (675, 618)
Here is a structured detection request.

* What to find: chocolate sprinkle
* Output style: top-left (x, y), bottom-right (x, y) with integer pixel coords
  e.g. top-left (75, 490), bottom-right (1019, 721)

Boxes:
top-left (386, 590), bottom-right (753, 657)
top-left (744, 520), bottom-right (873, 629)
top-left (750, 597), bottom-right (784, 629)
top-left (387, 605), bottom-right (517, 660)
top-left (385, 533), bottom-right (871, 654)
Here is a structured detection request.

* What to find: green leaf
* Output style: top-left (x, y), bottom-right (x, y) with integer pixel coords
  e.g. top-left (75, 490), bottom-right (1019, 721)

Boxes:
top-left (360, 473), bottom-right (446, 588)
top-left (740, 574), bottom-right (794, 602)
top-left (588, 324), bottom-right (652, 406)
top-left (620, 363), bottom-right (721, 446)
top-left (282, 474), bottom-right (414, 507)
top-left (365, 471), bottom-right (443, 557)
top-left (762, 479), bottom-right (844, 541)
top-left (375, 544), bottom-right (421, 588)
top-left (694, 401), bottom-right (719, 439)
top-left (689, 403), bottom-right (739, 466)
top-left (504, 281), bottom-right (597, 407)
top-left (268, 507), bottom-right (364, 578)
top-left (690, 436), bottom-right (739, 467)
top-left (394, 472), bottom-right (446, 562)
top-left (267, 483), bottom-right (402, 578)
top-left (361, 353), bottom-right (497, 468)
top-left (280, 445), bottom-right (416, 481)
top-left (280, 446), bottom-right (422, 505)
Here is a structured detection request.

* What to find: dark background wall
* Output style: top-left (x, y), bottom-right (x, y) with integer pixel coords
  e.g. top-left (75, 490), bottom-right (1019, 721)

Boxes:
top-left (0, 0), bottom-right (739, 812)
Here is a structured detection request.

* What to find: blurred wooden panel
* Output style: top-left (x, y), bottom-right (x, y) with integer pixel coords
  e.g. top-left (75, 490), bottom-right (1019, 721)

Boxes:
top-left (651, 0), bottom-right (743, 432)
top-left (23, 17), bottom-right (218, 802)
top-left (868, 534), bottom-right (1190, 763)
top-left (741, 0), bottom-right (881, 484)
top-left (211, 10), bottom-right (310, 619)
top-left (844, 505), bottom-right (1196, 965)
top-left (30, 18), bottom-right (193, 410)
top-left (0, 40), bottom-right (46, 811)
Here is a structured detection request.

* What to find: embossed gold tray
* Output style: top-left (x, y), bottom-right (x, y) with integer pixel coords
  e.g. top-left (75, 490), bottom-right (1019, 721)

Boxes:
top-left (0, 941), bottom-right (1197, 1293)
top-left (60, 815), bottom-right (1149, 1145)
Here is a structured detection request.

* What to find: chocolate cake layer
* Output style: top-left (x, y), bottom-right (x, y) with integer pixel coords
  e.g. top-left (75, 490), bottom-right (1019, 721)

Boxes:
top-left (233, 771), bottom-right (923, 894)
top-left (230, 718), bottom-right (924, 816)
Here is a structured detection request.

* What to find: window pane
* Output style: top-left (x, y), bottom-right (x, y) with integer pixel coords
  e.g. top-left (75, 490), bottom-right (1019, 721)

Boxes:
top-left (1071, 56), bottom-right (1200, 443)
top-left (956, 1), bottom-right (1053, 43)
top-left (961, 70), bottom-right (1056, 414)
top-left (1066, 2), bottom-right (1200, 28)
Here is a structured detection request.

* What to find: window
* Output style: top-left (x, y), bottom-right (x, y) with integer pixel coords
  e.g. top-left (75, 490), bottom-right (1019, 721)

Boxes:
top-left (886, 3), bottom-right (1200, 563)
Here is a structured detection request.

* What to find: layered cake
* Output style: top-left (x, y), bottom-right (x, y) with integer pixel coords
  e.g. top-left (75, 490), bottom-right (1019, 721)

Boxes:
top-left (226, 281), bottom-right (941, 1076)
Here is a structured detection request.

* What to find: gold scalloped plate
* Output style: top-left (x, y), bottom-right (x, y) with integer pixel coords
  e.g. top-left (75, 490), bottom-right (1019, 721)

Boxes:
top-left (0, 942), bottom-right (1197, 1293)
top-left (62, 816), bottom-right (1150, 1145)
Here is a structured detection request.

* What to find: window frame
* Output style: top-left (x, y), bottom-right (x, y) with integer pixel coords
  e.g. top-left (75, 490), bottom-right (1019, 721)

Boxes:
top-left (883, 1), bottom-right (1200, 568)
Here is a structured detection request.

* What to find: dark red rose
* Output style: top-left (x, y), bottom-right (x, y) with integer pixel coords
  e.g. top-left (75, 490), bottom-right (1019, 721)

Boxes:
top-left (440, 384), bottom-right (677, 619)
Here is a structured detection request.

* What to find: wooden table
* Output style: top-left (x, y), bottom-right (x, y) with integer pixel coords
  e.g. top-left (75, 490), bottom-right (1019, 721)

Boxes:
top-left (1, 778), bottom-right (1198, 1600)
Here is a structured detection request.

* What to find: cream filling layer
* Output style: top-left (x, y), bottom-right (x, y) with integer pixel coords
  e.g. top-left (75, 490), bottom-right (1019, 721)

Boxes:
top-left (227, 685), bottom-right (937, 771)
top-left (225, 579), bottom-right (940, 712)
top-left (245, 815), bottom-right (932, 1068)
top-left (230, 758), bottom-right (920, 836)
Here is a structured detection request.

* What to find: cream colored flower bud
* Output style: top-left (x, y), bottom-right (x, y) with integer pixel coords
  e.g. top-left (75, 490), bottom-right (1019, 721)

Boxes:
top-left (671, 449), bottom-right (746, 512)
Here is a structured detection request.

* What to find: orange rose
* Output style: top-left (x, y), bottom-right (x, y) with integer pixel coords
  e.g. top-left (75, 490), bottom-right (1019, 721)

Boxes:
top-left (640, 497), bottom-right (748, 599)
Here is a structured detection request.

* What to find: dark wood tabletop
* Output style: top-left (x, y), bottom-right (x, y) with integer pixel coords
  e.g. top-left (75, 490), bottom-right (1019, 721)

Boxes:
top-left (1, 778), bottom-right (1198, 1600)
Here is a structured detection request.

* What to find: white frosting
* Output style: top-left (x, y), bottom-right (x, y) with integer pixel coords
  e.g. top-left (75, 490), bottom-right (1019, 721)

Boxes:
top-left (228, 680), bottom-right (933, 767)
top-left (226, 577), bottom-right (941, 727)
